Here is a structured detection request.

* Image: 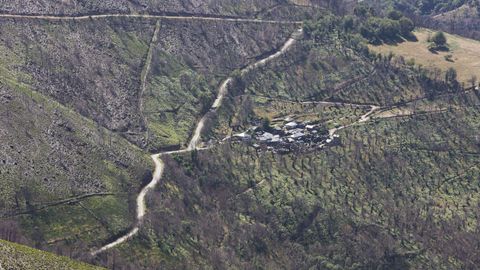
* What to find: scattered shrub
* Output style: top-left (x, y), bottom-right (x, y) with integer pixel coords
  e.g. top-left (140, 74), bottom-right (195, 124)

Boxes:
top-left (445, 67), bottom-right (458, 83)
top-left (428, 31), bottom-right (449, 51)
top-left (353, 4), bottom-right (415, 44)
top-left (399, 17), bottom-right (415, 35)
top-left (431, 31), bottom-right (447, 46)
top-left (444, 54), bottom-right (454, 62)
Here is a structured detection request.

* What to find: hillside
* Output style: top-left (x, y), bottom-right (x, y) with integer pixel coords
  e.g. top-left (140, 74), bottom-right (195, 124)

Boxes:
top-left (419, 3), bottom-right (480, 40)
top-left (0, 54), bottom-right (152, 260)
top-left (363, 0), bottom-right (480, 39)
top-left (0, 239), bottom-right (104, 269)
top-left (369, 28), bottom-right (480, 83)
top-left (0, 0), bottom-right (328, 20)
top-left (0, 16), bottom-right (297, 149)
top-left (0, 1), bottom-right (308, 268)
top-left (1, 1), bottom-right (480, 269)
top-left (93, 14), bottom-right (480, 269)
top-left (0, 0), bottom-right (280, 17)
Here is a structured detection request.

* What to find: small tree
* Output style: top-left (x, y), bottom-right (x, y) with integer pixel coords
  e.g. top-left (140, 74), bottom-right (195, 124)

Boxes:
top-left (445, 67), bottom-right (457, 84)
top-left (379, 19), bottom-right (401, 39)
top-left (399, 17), bottom-right (415, 36)
top-left (431, 31), bottom-right (447, 46)
top-left (468, 75), bottom-right (477, 88)
top-left (428, 31), bottom-right (448, 52)
top-left (262, 117), bottom-right (271, 131)
top-left (343, 15), bottom-right (355, 32)
top-left (387, 10), bottom-right (403, 20)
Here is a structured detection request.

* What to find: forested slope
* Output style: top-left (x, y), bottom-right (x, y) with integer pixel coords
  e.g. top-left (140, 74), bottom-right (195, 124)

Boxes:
top-left (91, 13), bottom-right (480, 269)
top-left (0, 239), bottom-right (104, 269)
top-left (364, 0), bottom-right (480, 39)
top-left (1, 1), bottom-right (480, 269)
top-left (0, 3), bottom-right (303, 268)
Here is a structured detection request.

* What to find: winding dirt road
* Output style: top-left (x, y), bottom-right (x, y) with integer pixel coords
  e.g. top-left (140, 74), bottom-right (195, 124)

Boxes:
top-left (188, 28), bottom-right (303, 151)
top-left (91, 27), bottom-right (303, 256)
top-left (3, 8), bottom-right (436, 259)
top-left (319, 105), bottom-right (381, 149)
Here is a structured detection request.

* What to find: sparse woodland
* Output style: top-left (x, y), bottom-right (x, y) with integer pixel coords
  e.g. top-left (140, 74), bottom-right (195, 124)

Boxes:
top-left (1, 0), bottom-right (480, 269)
top-left (97, 9), bottom-right (480, 269)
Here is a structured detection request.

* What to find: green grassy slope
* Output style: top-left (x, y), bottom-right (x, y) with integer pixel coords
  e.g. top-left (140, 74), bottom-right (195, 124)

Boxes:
top-left (0, 239), bottom-right (104, 270)
top-left (112, 92), bottom-right (480, 270)
top-left (0, 17), bottom-right (155, 146)
top-left (0, 64), bottom-right (151, 255)
top-left (144, 20), bottom-right (297, 150)
top-left (95, 14), bottom-right (480, 270)
top-left (0, 0), bottom-right (286, 17)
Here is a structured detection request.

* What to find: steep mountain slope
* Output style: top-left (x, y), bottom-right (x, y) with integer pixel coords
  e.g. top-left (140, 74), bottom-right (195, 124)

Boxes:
top-left (141, 96), bottom-right (480, 269)
top-left (0, 17), bottom-right (155, 146)
top-left (0, 4), bottom-right (303, 268)
top-left (87, 14), bottom-right (480, 269)
top-left (0, 70), bottom-right (152, 260)
top-left (1, 1), bottom-right (480, 269)
top-left (0, 0), bottom-right (318, 17)
top-left (363, 0), bottom-right (480, 39)
top-left (0, 239), bottom-right (104, 269)
top-left (143, 20), bottom-right (297, 150)
top-left (0, 16), bottom-right (296, 150)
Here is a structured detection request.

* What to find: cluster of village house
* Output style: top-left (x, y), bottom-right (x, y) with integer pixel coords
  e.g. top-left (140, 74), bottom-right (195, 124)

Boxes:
top-left (231, 117), bottom-right (340, 153)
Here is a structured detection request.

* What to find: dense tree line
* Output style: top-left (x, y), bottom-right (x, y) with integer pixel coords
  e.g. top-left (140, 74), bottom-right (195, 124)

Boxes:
top-left (82, 7), bottom-right (479, 269)
top-left (413, 12), bottom-right (480, 40)
top-left (362, 0), bottom-right (480, 40)
top-left (365, 0), bottom-right (476, 15)
top-left (343, 4), bottom-right (416, 44)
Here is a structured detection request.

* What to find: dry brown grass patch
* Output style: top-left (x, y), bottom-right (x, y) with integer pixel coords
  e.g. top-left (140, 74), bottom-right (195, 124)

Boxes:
top-left (369, 28), bottom-right (480, 84)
